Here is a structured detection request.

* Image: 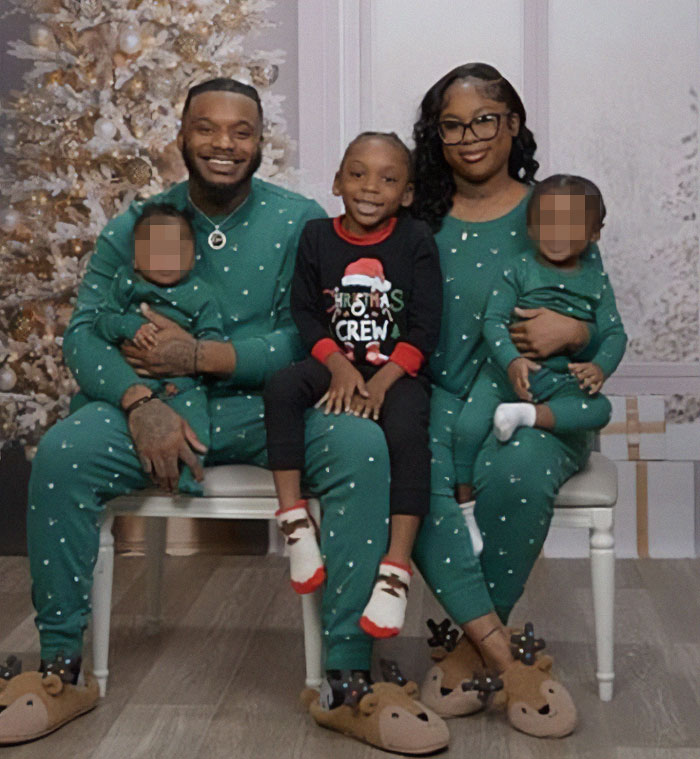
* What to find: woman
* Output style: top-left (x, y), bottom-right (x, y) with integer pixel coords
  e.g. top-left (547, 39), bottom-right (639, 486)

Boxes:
top-left (410, 63), bottom-right (599, 738)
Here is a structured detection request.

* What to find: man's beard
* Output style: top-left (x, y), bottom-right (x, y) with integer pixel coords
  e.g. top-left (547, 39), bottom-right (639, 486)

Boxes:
top-left (181, 138), bottom-right (263, 205)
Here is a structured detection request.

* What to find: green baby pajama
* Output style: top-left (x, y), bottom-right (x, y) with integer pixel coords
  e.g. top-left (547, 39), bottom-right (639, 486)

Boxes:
top-left (91, 265), bottom-right (227, 494)
top-left (28, 179), bottom-right (391, 670)
top-left (412, 198), bottom-right (613, 625)
top-left (453, 245), bottom-right (626, 483)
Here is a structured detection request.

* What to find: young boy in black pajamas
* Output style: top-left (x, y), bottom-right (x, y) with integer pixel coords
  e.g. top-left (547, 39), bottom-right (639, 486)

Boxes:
top-left (264, 132), bottom-right (442, 637)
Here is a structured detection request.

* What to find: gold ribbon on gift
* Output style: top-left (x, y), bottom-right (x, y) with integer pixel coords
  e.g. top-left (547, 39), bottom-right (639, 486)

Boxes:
top-left (600, 397), bottom-right (666, 461)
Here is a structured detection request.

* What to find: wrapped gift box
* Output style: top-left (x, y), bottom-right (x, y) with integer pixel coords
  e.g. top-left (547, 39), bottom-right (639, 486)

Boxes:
top-left (543, 459), bottom-right (696, 559)
top-left (599, 396), bottom-right (666, 461)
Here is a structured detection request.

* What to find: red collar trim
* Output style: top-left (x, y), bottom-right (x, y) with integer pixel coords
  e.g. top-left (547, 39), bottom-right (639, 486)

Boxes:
top-left (333, 215), bottom-right (398, 246)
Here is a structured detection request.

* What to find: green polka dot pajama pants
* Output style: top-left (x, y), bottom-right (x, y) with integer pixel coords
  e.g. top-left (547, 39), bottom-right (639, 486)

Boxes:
top-left (453, 360), bottom-right (612, 485)
top-left (27, 394), bottom-right (390, 669)
top-left (412, 385), bottom-right (592, 625)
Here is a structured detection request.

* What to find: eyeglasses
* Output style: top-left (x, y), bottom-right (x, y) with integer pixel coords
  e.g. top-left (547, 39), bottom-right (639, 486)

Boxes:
top-left (437, 112), bottom-right (511, 145)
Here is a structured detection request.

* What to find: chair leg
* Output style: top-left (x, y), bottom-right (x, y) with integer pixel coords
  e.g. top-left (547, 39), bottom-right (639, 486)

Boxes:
top-left (590, 509), bottom-right (615, 701)
top-left (267, 518), bottom-right (286, 556)
top-left (301, 590), bottom-right (324, 689)
top-left (301, 498), bottom-right (323, 688)
top-left (91, 515), bottom-right (115, 697)
top-left (145, 517), bottom-right (167, 631)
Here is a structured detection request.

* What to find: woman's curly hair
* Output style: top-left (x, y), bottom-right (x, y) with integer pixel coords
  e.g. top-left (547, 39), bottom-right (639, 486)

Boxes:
top-left (411, 63), bottom-right (539, 232)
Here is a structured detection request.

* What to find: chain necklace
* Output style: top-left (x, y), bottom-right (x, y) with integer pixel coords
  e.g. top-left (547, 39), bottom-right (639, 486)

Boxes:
top-left (187, 191), bottom-right (238, 250)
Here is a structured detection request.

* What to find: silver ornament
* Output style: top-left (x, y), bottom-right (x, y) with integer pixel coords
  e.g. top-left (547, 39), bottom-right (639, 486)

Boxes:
top-left (0, 207), bottom-right (19, 233)
top-left (0, 366), bottom-right (17, 392)
top-left (29, 24), bottom-right (54, 48)
top-left (93, 117), bottom-right (117, 140)
top-left (119, 26), bottom-right (142, 55)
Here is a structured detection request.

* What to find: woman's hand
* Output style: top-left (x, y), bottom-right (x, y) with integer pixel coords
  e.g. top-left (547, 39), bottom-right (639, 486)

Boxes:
top-left (506, 357), bottom-right (541, 401)
top-left (121, 304), bottom-right (196, 377)
top-left (127, 398), bottom-right (207, 492)
top-left (316, 353), bottom-right (369, 415)
top-left (508, 307), bottom-right (589, 360)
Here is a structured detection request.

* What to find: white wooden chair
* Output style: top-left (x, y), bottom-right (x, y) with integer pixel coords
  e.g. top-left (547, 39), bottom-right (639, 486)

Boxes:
top-left (92, 452), bottom-right (616, 700)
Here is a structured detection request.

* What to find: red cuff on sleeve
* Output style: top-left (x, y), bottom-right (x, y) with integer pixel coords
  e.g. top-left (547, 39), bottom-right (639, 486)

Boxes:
top-left (389, 342), bottom-right (425, 377)
top-left (312, 338), bottom-right (342, 364)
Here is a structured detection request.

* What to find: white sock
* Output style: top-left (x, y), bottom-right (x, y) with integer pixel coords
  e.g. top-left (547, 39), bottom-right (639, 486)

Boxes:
top-left (459, 500), bottom-right (483, 557)
top-left (493, 402), bottom-right (537, 442)
top-left (359, 561), bottom-right (412, 638)
top-left (276, 501), bottom-right (326, 594)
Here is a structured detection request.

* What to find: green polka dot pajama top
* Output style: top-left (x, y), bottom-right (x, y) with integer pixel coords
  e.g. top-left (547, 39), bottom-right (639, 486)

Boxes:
top-left (411, 193), bottom-right (615, 625)
top-left (90, 265), bottom-right (229, 494)
top-left (452, 244), bottom-right (627, 485)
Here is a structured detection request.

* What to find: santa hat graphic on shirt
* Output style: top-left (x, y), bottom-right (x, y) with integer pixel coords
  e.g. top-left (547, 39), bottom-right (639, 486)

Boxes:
top-left (341, 258), bottom-right (392, 292)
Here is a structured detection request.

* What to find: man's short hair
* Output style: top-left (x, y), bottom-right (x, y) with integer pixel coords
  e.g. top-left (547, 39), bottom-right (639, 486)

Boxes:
top-left (182, 77), bottom-right (263, 122)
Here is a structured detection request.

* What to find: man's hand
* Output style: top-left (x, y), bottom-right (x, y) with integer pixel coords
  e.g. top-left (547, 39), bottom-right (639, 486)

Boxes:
top-left (316, 353), bottom-right (369, 415)
top-left (509, 307), bottom-right (589, 360)
top-left (507, 356), bottom-right (541, 401)
top-left (122, 304), bottom-right (196, 377)
top-left (568, 362), bottom-right (605, 394)
top-left (127, 398), bottom-right (207, 492)
top-left (350, 362), bottom-right (405, 420)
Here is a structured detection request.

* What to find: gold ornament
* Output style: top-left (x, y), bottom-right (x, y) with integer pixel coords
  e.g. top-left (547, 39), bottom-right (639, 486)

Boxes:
top-left (8, 306), bottom-right (38, 342)
top-left (174, 32), bottom-right (199, 62)
top-left (124, 73), bottom-right (146, 97)
top-left (125, 157), bottom-right (152, 186)
top-left (45, 70), bottom-right (66, 86)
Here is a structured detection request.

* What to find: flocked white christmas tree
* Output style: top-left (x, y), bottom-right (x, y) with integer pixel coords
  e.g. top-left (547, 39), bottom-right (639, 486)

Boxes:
top-left (0, 0), bottom-right (292, 454)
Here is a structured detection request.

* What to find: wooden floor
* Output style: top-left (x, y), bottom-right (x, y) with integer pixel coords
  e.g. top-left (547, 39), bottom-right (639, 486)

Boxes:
top-left (1, 554), bottom-right (700, 759)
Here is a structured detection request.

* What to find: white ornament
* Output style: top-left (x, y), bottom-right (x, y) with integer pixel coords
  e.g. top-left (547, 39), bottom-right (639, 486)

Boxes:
top-left (0, 207), bottom-right (19, 233)
top-left (93, 117), bottom-right (117, 140)
top-left (119, 26), bottom-right (142, 55)
top-left (3, 129), bottom-right (17, 148)
top-left (29, 24), bottom-right (53, 48)
top-left (0, 366), bottom-right (17, 392)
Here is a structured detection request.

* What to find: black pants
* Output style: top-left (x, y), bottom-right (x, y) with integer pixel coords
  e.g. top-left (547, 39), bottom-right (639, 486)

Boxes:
top-left (264, 357), bottom-right (431, 517)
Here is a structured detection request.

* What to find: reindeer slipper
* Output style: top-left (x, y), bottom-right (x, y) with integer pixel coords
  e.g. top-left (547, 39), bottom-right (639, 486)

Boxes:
top-left (0, 658), bottom-right (99, 745)
top-left (420, 619), bottom-right (503, 718)
top-left (301, 661), bottom-right (449, 755)
top-left (498, 623), bottom-right (577, 738)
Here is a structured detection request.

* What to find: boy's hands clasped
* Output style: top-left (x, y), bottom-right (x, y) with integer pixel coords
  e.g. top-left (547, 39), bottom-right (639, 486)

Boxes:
top-left (316, 352), bottom-right (369, 415)
top-left (317, 353), bottom-right (405, 420)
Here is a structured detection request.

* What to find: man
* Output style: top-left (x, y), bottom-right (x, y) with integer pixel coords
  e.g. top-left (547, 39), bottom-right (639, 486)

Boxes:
top-left (0, 79), bottom-right (444, 753)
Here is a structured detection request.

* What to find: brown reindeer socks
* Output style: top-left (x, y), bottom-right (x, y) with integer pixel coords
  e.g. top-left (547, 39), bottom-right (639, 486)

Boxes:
top-left (359, 560), bottom-right (412, 638)
top-left (276, 499), bottom-right (326, 594)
